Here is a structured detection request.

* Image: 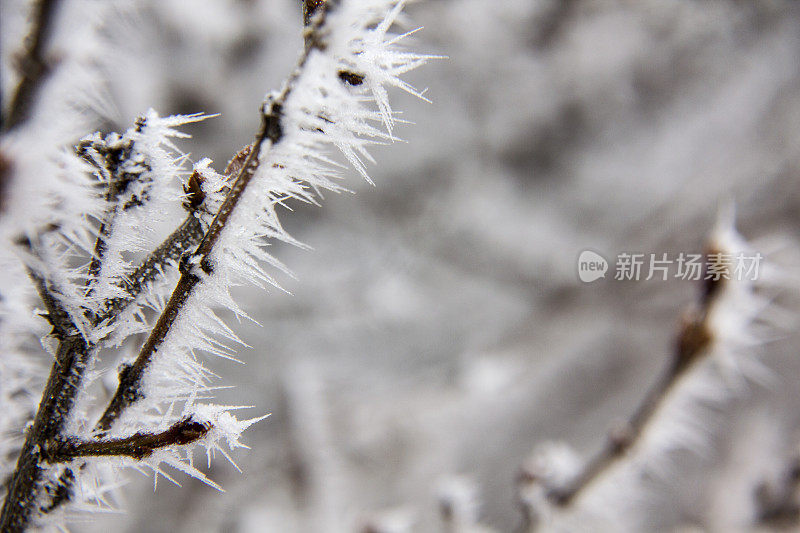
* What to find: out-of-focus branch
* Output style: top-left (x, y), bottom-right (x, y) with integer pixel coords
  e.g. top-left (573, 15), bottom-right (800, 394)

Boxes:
top-left (754, 453), bottom-right (800, 527)
top-left (17, 239), bottom-right (73, 339)
top-left (543, 249), bottom-right (725, 507)
top-left (2, 0), bottom-right (62, 132)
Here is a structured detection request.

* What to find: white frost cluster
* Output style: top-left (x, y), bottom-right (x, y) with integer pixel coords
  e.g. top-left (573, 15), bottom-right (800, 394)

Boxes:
top-left (0, 0), bottom-right (122, 242)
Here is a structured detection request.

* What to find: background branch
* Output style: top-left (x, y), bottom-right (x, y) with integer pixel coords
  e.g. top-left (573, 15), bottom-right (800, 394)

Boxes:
top-left (2, 0), bottom-right (62, 132)
top-left (755, 453), bottom-right (800, 527)
top-left (545, 255), bottom-right (724, 506)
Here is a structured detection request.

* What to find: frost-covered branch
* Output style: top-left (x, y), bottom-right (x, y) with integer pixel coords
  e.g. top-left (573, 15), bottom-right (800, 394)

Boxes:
top-left (19, 246), bottom-right (72, 339)
top-left (0, 334), bottom-right (96, 531)
top-left (545, 264), bottom-right (719, 506)
top-left (94, 15), bottom-right (318, 435)
top-left (43, 417), bottom-right (210, 462)
top-left (92, 145), bottom-right (251, 321)
top-left (0, 0), bottom-right (434, 529)
top-left (519, 217), bottom-right (777, 529)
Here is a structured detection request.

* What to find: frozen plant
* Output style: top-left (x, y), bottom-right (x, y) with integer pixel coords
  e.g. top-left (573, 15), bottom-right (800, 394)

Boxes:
top-left (0, 0), bottom-right (435, 530)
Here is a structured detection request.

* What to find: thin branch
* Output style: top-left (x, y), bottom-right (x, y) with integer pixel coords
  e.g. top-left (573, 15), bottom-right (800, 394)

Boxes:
top-left (14, 235), bottom-right (75, 337)
top-left (96, 141), bottom-right (252, 320)
top-left (545, 252), bottom-right (724, 507)
top-left (0, 112), bottom-right (208, 533)
top-left (95, 111), bottom-right (274, 433)
top-left (0, 334), bottom-right (95, 532)
top-left (99, 214), bottom-right (204, 317)
top-left (2, 0), bottom-right (62, 132)
top-left (43, 417), bottom-right (210, 462)
top-left (78, 120), bottom-right (151, 299)
top-left (95, 143), bottom-right (251, 432)
top-left (0, 216), bottom-right (210, 527)
top-left (0, 180), bottom-right (215, 528)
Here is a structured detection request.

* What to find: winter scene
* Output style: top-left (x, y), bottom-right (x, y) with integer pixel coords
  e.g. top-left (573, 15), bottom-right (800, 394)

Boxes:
top-left (2, 1), bottom-right (800, 532)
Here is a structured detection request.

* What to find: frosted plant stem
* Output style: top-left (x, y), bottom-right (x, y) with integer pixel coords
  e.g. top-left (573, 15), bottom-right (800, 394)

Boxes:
top-left (26, 153), bottom-right (243, 518)
top-left (2, 165), bottom-right (214, 527)
top-left (0, 216), bottom-right (128, 530)
top-left (94, 105), bottom-right (273, 434)
top-left (99, 213), bottom-right (205, 317)
top-left (100, 144), bottom-right (252, 318)
top-left (42, 417), bottom-right (211, 462)
top-left (83, 144), bottom-right (144, 298)
top-left (0, 238), bottom-right (91, 530)
top-left (547, 262), bottom-right (723, 507)
top-left (22, 257), bottom-right (71, 337)
top-left (0, 145), bottom-right (216, 532)
top-left (0, 331), bottom-right (95, 531)
top-left (5, 5), bottom-right (337, 522)
top-left (2, 0), bottom-right (62, 133)
top-left (95, 0), bottom-right (332, 436)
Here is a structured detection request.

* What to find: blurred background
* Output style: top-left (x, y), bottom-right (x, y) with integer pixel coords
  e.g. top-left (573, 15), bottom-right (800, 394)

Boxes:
top-left (7, 0), bottom-right (800, 531)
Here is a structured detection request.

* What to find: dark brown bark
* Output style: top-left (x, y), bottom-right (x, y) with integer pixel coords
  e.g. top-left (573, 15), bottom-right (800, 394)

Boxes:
top-left (44, 417), bottom-right (210, 462)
